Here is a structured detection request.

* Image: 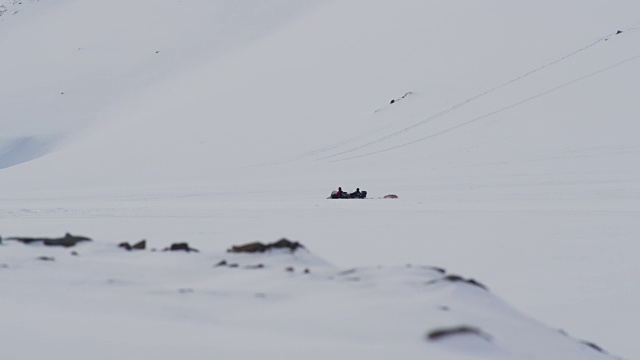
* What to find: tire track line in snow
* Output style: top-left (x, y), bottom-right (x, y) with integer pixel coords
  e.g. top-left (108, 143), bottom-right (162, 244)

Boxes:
top-left (331, 52), bottom-right (640, 162)
top-left (253, 120), bottom-right (399, 167)
top-left (307, 29), bottom-right (630, 162)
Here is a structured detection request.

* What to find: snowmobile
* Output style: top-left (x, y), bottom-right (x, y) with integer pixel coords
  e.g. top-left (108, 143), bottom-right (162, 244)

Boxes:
top-left (329, 189), bottom-right (367, 199)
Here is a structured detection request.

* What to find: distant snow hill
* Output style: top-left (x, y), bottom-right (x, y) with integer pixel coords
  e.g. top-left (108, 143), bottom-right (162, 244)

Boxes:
top-left (0, 237), bottom-right (619, 360)
top-left (1, 0), bottom-right (639, 191)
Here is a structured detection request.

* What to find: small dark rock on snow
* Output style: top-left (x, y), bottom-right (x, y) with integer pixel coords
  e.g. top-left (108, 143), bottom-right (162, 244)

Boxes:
top-left (164, 242), bottom-right (199, 252)
top-left (443, 274), bottom-right (488, 290)
top-left (228, 238), bottom-right (304, 253)
top-left (580, 340), bottom-right (608, 354)
top-left (132, 240), bottom-right (146, 250)
top-left (216, 259), bottom-right (253, 268)
top-left (119, 240), bottom-right (146, 251)
top-left (427, 274), bottom-right (489, 291)
top-left (427, 326), bottom-right (491, 342)
top-left (228, 242), bottom-right (267, 253)
top-left (8, 233), bottom-right (91, 247)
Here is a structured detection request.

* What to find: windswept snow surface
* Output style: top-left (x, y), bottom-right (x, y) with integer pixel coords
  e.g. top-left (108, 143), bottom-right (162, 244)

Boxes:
top-left (2, 0), bottom-right (640, 359)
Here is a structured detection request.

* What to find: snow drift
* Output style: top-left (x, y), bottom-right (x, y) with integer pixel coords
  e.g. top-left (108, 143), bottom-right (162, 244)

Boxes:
top-left (0, 238), bottom-right (618, 360)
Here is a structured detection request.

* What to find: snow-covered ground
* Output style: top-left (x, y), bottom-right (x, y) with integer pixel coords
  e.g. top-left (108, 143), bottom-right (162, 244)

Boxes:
top-left (0, 238), bottom-right (617, 360)
top-left (1, 0), bottom-right (639, 359)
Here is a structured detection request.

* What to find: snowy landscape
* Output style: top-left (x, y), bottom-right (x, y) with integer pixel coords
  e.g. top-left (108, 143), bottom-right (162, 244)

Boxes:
top-left (1, 0), bottom-right (639, 359)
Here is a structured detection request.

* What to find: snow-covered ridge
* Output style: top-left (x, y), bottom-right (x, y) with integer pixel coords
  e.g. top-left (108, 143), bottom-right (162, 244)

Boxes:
top-left (0, 236), bottom-right (618, 360)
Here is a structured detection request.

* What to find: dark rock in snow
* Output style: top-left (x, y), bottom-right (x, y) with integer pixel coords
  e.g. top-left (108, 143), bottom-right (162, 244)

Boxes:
top-left (285, 266), bottom-right (295, 272)
top-left (119, 240), bottom-right (147, 251)
top-left (70, 251), bottom-right (78, 256)
top-left (164, 242), bottom-right (199, 252)
top-left (442, 274), bottom-right (467, 282)
top-left (427, 326), bottom-right (492, 342)
top-left (383, 194), bottom-right (398, 199)
top-left (8, 233), bottom-right (91, 247)
top-left (245, 264), bottom-right (265, 269)
top-left (229, 242), bottom-right (267, 253)
top-left (270, 238), bottom-right (303, 251)
top-left (580, 340), bottom-right (608, 354)
top-left (45, 233), bottom-right (90, 247)
top-left (36, 256), bottom-right (55, 261)
top-left (215, 260), bottom-right (240, 268)
top-left (427, 274), bottom-right (489, 291)
top-left (416, 265), bottom-right (446, 273)
top-left (466, 278), bottom-right (488, 290)
top-left (228, 238), bottom-right (304, 253)
top-left (132, 240), bottom-right (146, 250)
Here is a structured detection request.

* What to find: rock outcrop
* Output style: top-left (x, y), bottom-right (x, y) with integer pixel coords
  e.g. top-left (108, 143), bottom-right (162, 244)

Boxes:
top-left (227, 238), bottom-right (304, 253)
top-left (7, 233), bottom-right (91, 247)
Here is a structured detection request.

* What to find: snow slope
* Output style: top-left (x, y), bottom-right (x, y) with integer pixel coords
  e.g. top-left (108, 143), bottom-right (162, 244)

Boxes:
top-left (1, 0), bottom-right (640, 358)
top-left (0, 0), bottom-right (319, 166)
top-left (0, 239), bottom-right (617, 360)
